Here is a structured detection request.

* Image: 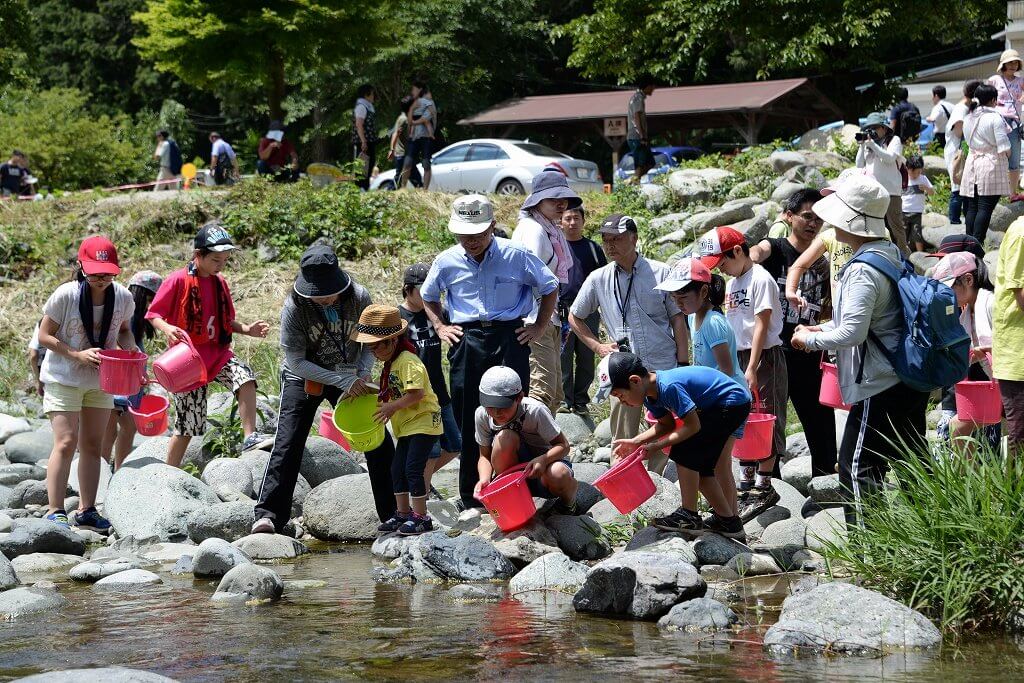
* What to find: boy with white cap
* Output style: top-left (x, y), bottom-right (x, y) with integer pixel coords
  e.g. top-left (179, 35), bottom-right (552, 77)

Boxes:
top-left (473, 366), bottom-right (579, 514)
top-left (421, 195), bottom-right (559, 508)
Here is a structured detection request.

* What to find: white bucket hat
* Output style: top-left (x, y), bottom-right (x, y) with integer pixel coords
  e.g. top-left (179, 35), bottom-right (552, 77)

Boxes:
top-left (811, 174), bottom-right (889, 239)
top-left (999, 49), bottom-right (1022, 71)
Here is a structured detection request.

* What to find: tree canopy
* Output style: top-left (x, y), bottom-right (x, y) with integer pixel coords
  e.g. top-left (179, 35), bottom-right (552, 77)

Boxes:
top-left (0, 0), bottom-right (35, 85)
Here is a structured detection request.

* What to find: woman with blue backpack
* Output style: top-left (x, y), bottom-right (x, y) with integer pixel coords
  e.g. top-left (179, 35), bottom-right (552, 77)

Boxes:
top-left (791, 174), bottom-right (968, 525)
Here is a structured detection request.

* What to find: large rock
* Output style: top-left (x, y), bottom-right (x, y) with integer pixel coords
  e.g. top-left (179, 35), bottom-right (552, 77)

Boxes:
top-left (743, 505), bottom-right (791, 542)
top-left (122, 435), bottom-right (171, 466)
top-left (212, 563), bottom-right (284, 603)
top-left (771, 181), bottom-right (806, 203)
top-left (192, 538), bottom-right (252, 577)
top-left (200, 458), bottom-right (255, 498)
top-left (236, 450), bottom-right (308, 516)
top-left (772, 478), bottom-right (810, 519)
top-left (572, 551), bottom-right (706, 620)
top-left (923, 223), bottom-right (961, 250)
top-left (554, 412), bottom-right (593, 445)
top-left (94, 568), bottom-right (162, 588)
top-left (769, 150), bottom-right (807, 173)
top-left (592, 419), bottom-right (612, 446)
top-left (657, 205), bottom-right (755, 246)
top-left (300, 436), bottom-right (362, 487)
top-left (755, 517), bottom-right (808, 569)
top-left (0, 463), bottom-right (46, 487)
top-left (807, 474), bottom-right (843, 505)
top-left (0, 519), bottom-right (85, 559)
top-left (4, 431), bottom-right (52, 464)
top-left (408, 532), bottom-right (515, 582)
top-left (469, 516), bottom-right (560, 567)
top-left (8, 480), bottom-right (48, 509)
top-left (106, 461), bottom-right (220, 541)
top-left (649, 212), bottom-right (690, 237)
top-left (0, 415), bottom-right (31, 444)
top-left (624, 526), bottom-right (698, 565)
top-left (805, 507), bottom-right (848, 552)
top-left (0, 586), bottom-right (67, 619)
top-left (782, 165), bottom-right (827, 190)
top-left (731, 201), bottom-right (779, 243)
top-left (303, 474), bottom-right (379, 541)
top-left (588, 472), bottom-right (680, 524)
top-left (726, 552), bottom-right (783, 576)
top-left (12, 667), bottom-right (178, 682)
top-left (0, 553), bottom-right (18, 590)
top-left (371, 533), bottom-right (420, 561)
top-left (801, 150), bottom-right (850, 171)
top-left (68, 455), bottom-right (112, 504)
top-left (922, 155), bottom-right (947, 180)
top-left (691, 533), bottom-right (748, 566)
top-left (544, 514), bottom-right (611, 561)
top-left (70, 556), bottom-right (143, 582)
top-left (571, 462), bottom-right (608, 485)
top-left (508, 552), bottom-right (589, 595)
top-left (639, 183), bottom-right (669, 212)
top-left (781, 456), bottom-right (813, 495)
top-left (232, 533), bottom-right (308, 560)
top-left (763, 582), bottom-right (941, 655)
top-left (186, 501), bottom-right (254, 543)
top-left (658, 597), bottom-right (739, 632)
top-left (11, 553), bottom-right (84, 577)
top-left (666, 172), bottom-right (712, 206)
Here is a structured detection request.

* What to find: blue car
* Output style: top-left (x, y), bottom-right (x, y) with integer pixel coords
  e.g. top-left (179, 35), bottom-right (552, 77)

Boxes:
top-left (614, 145), bottom-right (703, 185)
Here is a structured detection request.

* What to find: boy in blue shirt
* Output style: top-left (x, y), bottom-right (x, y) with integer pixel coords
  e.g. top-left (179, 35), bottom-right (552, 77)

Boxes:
top-left (597, 352), bottom-right (750, 538)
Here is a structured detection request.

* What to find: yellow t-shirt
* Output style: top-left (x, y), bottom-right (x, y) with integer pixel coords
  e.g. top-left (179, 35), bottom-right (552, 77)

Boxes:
top-left (385, 351), bottom-right (442, 438)
top-left (820, 228), bottom-right (855, 286)
top-left (993, 219), bottom-right (1024, 381)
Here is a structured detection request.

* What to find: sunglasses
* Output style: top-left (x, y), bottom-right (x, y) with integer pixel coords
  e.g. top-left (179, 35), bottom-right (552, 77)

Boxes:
top-left (85, 273), bottom-right (116, 282)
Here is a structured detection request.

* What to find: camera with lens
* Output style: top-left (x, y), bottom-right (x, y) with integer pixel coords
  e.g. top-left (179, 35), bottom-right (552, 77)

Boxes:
top-left (616, 337), bottom-right (631, 353)
top-left (854, 130), bottom-right (877, 143)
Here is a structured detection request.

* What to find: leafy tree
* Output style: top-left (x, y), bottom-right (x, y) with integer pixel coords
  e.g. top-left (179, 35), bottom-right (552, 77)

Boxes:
top-left (0, 0), bottom-right (35, 85)
top-left (133, 0), bottom-right (390, 121)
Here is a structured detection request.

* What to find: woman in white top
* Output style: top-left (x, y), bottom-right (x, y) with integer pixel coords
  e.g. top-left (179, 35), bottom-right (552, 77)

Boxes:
top-left (961, 83), bottom-right (1011, 245)
top-left (855, 111), bottom-right (909, 255)
top-left (986, 49), bottom-right (1024, 201)
top-left (945, 79), bottom-right (981, 225)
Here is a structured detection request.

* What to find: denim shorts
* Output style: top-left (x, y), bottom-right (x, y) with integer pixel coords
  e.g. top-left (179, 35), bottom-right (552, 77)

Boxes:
top-left (405, 137), bottom-right (433, 169)
top-left (1007, 118), bottom-right (1022, 171)
top-left (430, 402), bottom-right (462, 458)
top-left (113, 388), bottom-right (145, 414)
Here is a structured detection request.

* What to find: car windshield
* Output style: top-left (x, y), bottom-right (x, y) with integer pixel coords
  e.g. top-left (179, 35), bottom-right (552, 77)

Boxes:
top-left (619, 152), bottom-right (670, 172)
top-left (514, 142), bottom-right (569, 159)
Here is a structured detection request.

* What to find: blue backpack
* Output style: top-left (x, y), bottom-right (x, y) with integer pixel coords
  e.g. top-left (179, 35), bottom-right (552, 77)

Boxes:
top-left (851, 251), bottom-right (970, 392)
top-left (167, 139), bottom-right (183, 176)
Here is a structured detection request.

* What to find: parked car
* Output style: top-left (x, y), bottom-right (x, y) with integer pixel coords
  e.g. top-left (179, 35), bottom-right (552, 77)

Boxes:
top-left (370, 138), bottom-right (603, 194)
top-left (613, 145), bottom-right (703, 185)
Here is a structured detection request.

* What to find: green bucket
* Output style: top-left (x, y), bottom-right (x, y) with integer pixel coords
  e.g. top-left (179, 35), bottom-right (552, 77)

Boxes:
top-left (333, 393), bottom-right (385, 452)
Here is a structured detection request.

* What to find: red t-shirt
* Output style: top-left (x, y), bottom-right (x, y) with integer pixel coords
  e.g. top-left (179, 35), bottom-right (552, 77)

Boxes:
top-left (146, 267), bottom-right (237, 381)
top-left (258, 137), bottom-right (295, 167)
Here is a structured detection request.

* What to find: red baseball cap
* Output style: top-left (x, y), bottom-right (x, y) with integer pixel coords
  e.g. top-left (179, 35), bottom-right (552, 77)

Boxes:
top-left (697, 227), bottom-right (745, 270)
top-left (78, 235), bottom-right (121, 276)
top-left (655, 257), bottom-right (712, 291)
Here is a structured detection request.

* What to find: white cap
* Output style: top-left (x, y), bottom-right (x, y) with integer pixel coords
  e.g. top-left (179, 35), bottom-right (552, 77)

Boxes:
top-left (448, 194), bottom-right (495, 235)
top-left (479, 366), bottom-right (523, 408)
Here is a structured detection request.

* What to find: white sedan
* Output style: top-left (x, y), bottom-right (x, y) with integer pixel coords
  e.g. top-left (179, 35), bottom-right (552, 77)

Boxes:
top-left (370, 138), bottom-right (604, 194)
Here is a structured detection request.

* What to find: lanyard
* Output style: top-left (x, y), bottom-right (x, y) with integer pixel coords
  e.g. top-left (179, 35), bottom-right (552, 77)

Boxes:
top-left (614, 267), bottom-right (636, 326)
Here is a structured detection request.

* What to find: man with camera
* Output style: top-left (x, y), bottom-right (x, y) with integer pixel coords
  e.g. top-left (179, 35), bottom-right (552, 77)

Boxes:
top-left (568, 213), bottom-right (689, 473)
top-left (855, 112), bottom-right (910, 255)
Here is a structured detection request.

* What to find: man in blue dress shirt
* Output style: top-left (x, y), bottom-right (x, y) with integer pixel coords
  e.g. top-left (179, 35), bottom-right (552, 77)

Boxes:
top-left (421, 194), bottom-right (559, 507)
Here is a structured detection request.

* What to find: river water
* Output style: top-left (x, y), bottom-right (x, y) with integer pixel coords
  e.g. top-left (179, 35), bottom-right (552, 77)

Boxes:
top-left (1, 545), bottom-right (1021, 681)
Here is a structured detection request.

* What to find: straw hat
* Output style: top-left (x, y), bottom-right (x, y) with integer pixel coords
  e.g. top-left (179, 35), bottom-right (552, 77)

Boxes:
top-left (350, 304), bottom-right (408, 343)
top-left (999, 49), bottom-right (1022, 71)
top-left (811, 174), bottom-right (889, 239)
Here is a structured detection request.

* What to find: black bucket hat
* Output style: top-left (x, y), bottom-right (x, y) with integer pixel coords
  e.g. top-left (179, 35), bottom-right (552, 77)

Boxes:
top-left (294, 244), bottom-right (351, 298)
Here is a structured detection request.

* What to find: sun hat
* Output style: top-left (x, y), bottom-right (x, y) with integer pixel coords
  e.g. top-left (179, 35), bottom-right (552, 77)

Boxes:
top-left (194, 222), bottom-right (237, 253)
top-left (593, 352), bottom-right (646, 404)
top-left (350, 304), bottom-right (408, 344)
top-left (403, 263), bottom-right (430, 286)
top-left (479, 366), bottom-right (524, 409)
top-left (696, 226), bottom-right (746, 270)
top-left (999, 49), bottom-right (1022, 71)
top-left (294, 244), bottom-right (351, 298)
top-left (861, 112), bottom-right (893, 132)
top-left (935, 234), bottom-right (986, 258)
top-left (931, 251), bottom-right (978, 286)
top-left (128, 270), bottom-right (163, 294)
top-left (654, 257), bottom-right (712, 292)
top-left (811, 175), bottom-right (889, 239)
top-left (78, 236), bottom-right (120, 276)
top-left (448, 194), bottom-right (495, 235)
top-left (521, 169), bottom-right (583, 212)
top-left (598, 213), bottom-right (638, 234)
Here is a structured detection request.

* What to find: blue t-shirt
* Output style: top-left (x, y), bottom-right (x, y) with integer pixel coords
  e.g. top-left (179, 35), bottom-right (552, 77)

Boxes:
top-left (645, 366), bottom-right (749, 420)
top-left (689, 310), bottom-right (749, 399)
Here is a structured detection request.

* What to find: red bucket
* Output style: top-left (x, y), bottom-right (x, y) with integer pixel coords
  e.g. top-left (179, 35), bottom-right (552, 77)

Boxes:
top-left (153, 337), bottom-right (207, 394)
top-left (318, 409), bottom-right (351, 450)
top-left (819, 361), bottom-right (851, 410)
top-left (128, 394), bottom-right (170, 436)
top-left (593, 448), bottom-right (656, 514)
top-left (733, 390), bottom-right (776, 461)
top-left (955, 377), bottom-right (1002, 426)
top-left (98, 349), bottom-right (148, 396)
top-left (474, 463), bottom-right (536, 532)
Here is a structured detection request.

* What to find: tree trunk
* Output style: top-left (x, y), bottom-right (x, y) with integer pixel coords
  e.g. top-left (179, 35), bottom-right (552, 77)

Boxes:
top-left (268, 48), bottom-right (286, 121)
top-left (310, 104), bottom-right (330, 162)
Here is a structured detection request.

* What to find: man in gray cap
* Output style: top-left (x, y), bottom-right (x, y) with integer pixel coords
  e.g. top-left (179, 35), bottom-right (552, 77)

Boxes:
top-left (421, 194), bottom-right (559, 508)
top-left (568, 213), bottom-right (689, 473)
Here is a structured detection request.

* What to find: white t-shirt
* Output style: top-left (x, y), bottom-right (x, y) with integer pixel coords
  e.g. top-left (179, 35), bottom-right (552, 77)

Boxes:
top-left (725, 264), bottom-right (783, 351)
top-left (40, 281), bottom-right (134, 389)
top-left (945, 102), bottom-right (970, 189)
top-left (155, 141), bottom-right (170, 169)
top-left (511, 215), bottom-right (562, 325)
top-left (474, 396), bottom-right (561, 458)
top-left (901, 173), bottom-right (933, 214)
top-left (928, 100), bottom-right (953, 133)
top-left (963, 287), bottom-right (995, 376)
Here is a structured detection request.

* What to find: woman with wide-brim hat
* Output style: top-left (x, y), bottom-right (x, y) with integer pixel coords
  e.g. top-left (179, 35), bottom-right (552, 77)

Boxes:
top-left (511, 169), bottom-right (582, 415)
top-left (252, 244), bottom-right (395, 535)
top-left (350, 304), bottom-right (443, 536)
top-left (855, 111), bottom-right (910, 255)
top-left (987, 49), bottom-right (1024, 201)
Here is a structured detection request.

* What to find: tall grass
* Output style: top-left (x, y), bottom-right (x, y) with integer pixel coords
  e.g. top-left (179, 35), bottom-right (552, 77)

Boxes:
top-left (823, 447), bottom-right (1024, 633)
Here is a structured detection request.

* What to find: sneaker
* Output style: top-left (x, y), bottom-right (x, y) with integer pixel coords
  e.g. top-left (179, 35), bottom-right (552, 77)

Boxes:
top-left (251, 518), bottom-right (276, 535)
top-left (556, 404), bottom-right (572, 414)
top-left (703, 513), bottom-right (747, 541)
top-left (653, 507), bottom-right (704, 537)
top-left (73, 507), bottom-right (111, 534)
top-left (572, 405), bottom-right (592, 416)
top-left (377, 512), bottom-right (410, 533)
top-left (738, 485), bottom-right (781, 523)
top-left (398, 515), bottom-right (434, 536)
top-left (551, 498), bottom-right (579, 516)
top-left (46, 510), bottom-right (70, 529)
top-left (241, 433), bottom-right (266, 452)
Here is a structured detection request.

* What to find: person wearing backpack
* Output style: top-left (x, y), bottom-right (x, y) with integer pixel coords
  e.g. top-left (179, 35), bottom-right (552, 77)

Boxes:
top-left (790, 175), bottom-right (954, 525)
top-left (927, 85), bottom-right (954, 149)
top-left (209, 132), bottom-right (238, 186)
top-left (888, 87), bottom-right (922, 142)
top-left (987, 49), bottom-right (1024, 202)
top-left (153, 130), bottom-right (181, 191)
top-left (856, 112), bottom-right (910, 256)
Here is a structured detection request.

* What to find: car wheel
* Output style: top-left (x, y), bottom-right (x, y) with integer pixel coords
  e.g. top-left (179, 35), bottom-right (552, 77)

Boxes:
top-left (380, 179), bottom-right (396, 191)
top-left (496, 178), bottom-right (524, 195)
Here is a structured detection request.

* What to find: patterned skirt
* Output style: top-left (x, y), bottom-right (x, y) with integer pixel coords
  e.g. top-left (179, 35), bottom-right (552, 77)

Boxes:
top-left (960, 150), bottom-right (1010, 197)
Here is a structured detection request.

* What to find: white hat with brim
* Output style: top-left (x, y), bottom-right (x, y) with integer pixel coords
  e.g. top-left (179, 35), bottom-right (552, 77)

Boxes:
top-left (448, 194), bottom-right (495, 235)
top-left (999, 49), bottom-right (1022, 71)
top-left (811, 175), bottom-right (890, 240)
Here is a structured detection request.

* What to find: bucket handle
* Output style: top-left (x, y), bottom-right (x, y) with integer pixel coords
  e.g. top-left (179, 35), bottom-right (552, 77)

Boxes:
top-left (751, 388), bottom-right (764, 412)
top-left (474, 463), bottom-right (529, 500)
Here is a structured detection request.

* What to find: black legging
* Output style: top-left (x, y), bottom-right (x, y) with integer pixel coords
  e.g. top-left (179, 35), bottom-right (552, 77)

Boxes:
top-left (963, 189), bottom-right (1000, 245)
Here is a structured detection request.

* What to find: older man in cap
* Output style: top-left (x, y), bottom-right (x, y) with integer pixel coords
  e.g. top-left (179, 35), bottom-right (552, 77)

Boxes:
top-left (421, 194), bottom-right (559, 508)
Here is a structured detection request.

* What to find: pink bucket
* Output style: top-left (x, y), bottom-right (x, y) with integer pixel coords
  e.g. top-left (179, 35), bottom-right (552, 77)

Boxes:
top-left (955, 377), bottom-right (1002, 425)
top-left (318, 409), bottom-right (352, 450)
top-left (129, 394), bottom-right (170, 436)
top-left (819, 361), bottom-right (851, 410)
top-left (98, 349), bottom-right (148, 395)
top-left (593, 448), bottom-right (656, 514)
top-left (474, 464), bottom-right (536, 532)
top-left (733, 390), bottom-right (776, 461)
top-left (152, 337), bottom-right (207, 394)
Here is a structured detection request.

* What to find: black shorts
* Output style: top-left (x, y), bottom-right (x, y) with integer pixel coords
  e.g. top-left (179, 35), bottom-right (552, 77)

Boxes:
top-left (627, 139), bottom-right (654, 169)
top-left (667, 402), bottom-right (751, 477)
top-left (510, 441), bottom-right (574, 499)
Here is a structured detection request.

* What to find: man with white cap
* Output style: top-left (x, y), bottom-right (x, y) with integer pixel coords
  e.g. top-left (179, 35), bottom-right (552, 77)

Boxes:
top-left (790, 175), bottom-right (929, 525)
top-left (421, 195), bottom-right (559, 508)
top-left (568, 213), bottom-right (689, 474)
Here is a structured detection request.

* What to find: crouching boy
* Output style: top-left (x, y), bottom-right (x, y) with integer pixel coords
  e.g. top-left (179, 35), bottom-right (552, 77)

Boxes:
top-left (472, 366), bottom-right (579, 515)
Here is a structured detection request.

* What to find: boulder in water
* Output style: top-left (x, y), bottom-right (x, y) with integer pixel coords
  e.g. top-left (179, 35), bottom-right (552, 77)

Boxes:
top-left (0, 586), bottom-right (67, 619)
top-left (303, 474), bottom-right (380, 541)
top-left (509, 552), bottom-right (589, 595)
top-left (12, 667), bottom-right (178, 682)
top-left (186, 501), bottom-right (254, 543)
top-left (0, 519), bottom-right (85, 559)
top-left (658, 597), bottom-right (738, 632)
top-left (544, 514), bottom-right (611, 561)
top-left (211, 563), bottom-right (284, 603)
top-left (300, 436), bottom-right (362, 487)
top-left (192, 538), bottom-right (252, 577)
top-left (408, 531), bottom-right (515, 582)
top-left (572, 550), bottom-right (706, 620)
top-left (94, 568), bottom-right (162, 588)
top-left (201, 458), bottom-right (255, 498)
top-left (106, 461), bottom-right (220, 542)
top-left (232, 533), bottom-right (308, 560)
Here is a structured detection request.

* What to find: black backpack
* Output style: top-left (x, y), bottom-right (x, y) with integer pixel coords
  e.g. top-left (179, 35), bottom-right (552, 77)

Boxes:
top-left (899, 109), bottom-right (922, 140)
top-left (167, 140), bottom-right (183, 175)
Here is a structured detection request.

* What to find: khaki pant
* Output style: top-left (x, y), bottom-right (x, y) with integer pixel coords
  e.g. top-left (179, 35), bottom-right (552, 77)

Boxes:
top-left (528, 323), bottom-right (564, 414)
top-left (885, 195), bottom-right (910, 256)
top-left (609, 395), bottom-right (668, 474)
top-left (155, 167), bottom-right (180, 191)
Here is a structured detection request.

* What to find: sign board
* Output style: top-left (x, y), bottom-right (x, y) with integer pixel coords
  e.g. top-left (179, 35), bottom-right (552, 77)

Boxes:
top-left (604, 117), bottom-right (627, 138)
